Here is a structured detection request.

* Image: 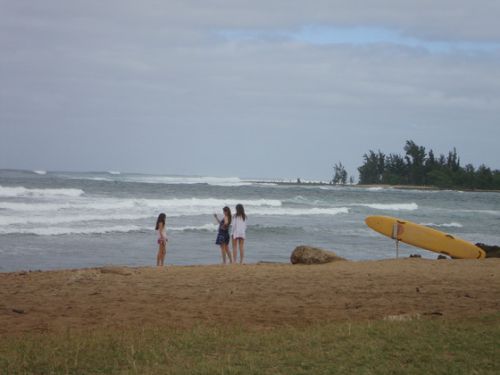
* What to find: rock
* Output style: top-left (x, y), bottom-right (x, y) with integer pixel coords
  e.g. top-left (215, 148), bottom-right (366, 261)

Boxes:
top-left (475, 243), bottom-right (500, 258)
top-left (409, 254), bottom-right (422, 258)
top-left (437, 255), bottom-right (448, 260)
top-left (290, 245), bottom-right (346, 265)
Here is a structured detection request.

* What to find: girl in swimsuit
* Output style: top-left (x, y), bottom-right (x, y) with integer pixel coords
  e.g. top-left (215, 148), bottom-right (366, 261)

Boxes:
top-left (155, 213), bottom-right (168, 266)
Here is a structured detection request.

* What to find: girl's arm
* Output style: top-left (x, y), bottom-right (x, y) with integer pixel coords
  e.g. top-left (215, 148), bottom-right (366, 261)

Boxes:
top-left (213, 213), bottom-right (221, 223)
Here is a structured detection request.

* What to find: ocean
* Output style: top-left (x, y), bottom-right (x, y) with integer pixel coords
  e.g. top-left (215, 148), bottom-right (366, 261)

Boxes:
top-left (1, 169), bottom-right (499, 272)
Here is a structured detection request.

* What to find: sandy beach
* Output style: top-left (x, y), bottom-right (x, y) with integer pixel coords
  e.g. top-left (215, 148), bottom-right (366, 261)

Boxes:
top-left (1, 258), bottom-right (499, 337)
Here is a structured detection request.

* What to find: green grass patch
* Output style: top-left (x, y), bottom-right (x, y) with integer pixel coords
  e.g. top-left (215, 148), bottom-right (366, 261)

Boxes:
top-left (1, 315), bottom-right (499, 374)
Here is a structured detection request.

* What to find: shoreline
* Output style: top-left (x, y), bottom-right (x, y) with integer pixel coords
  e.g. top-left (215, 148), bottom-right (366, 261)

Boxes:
top-left (1, 258), bottom-right (499, 336)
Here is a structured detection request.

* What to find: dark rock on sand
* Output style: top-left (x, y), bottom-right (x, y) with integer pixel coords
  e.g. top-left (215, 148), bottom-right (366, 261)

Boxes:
top-left (476, 243), bottom-right (500, 258)
top-left (290, 245), bottom-right (346, 265)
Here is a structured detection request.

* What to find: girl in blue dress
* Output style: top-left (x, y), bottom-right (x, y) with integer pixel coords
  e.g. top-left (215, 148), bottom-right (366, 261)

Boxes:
top-left (214, 206), bottom-right (232, 264)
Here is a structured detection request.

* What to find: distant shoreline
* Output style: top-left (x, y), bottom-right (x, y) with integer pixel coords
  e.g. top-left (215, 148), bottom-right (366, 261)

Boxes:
top-left (250, 180), bottom-right (500, 193)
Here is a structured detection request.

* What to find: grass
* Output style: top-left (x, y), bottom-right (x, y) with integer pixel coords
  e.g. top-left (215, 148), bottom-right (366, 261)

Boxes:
top-left (1, 315), bottom-right (499, 374)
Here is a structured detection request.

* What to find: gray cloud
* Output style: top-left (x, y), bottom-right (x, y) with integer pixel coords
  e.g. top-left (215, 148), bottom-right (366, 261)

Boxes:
top-left (1, 1), bottom-right (499, 179)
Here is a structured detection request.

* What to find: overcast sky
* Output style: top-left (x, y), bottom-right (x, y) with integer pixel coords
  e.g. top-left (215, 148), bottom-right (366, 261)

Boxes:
top-left (1, 1), bottom-right (499, 180)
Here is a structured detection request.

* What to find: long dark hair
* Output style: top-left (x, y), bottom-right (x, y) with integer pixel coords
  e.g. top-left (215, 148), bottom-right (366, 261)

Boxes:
top-left (223, 206), bottom-right (232, 225)
top-left (155, 213), bottom-right (166, 230)
top-left (235, 204), bottom-right (246, 221)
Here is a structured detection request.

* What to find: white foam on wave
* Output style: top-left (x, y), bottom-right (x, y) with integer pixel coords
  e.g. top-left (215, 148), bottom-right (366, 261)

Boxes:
top-left (0, 185), bottom-right (84, 198)
top-left (357, 203), bottom-right (418, 211)
top-left (0, 224), bottom-right (145, 236)
top-left (256, 207), bottom-right (350, 216)
top-left (459, 209), bottom-right (500, 217)
top-left (420, 222), bottom-right (463, 228)
top-left (33, 170), bottom-right (47, 175)
top-left (0, 213), bottom-right (154, 226)
top-left (0, 197), bottom-right (282, 213)
top-left (57, 173), bottom-right (254, 187)
top-left (170, 223), bottom-right (218, 232)
top-left (286, 195), bottom-right (325, 206)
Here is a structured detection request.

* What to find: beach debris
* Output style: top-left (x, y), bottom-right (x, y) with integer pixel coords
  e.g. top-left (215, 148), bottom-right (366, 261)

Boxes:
top-left (423, 311), bottom-right (444, 316)
top-left (409, 254), bottom-right (421, 258)
top-left (12, 308), bottom-right (25, 314)
top-left (99, 267), bottom-right (132, 276)
top-left (290, 245), bottom-right (346, 265)
top-left (384, 313), bottom-right (421, 321)
top-left (437, 255), bottom-right (448, 260)
top-left (476, 243), bottom-right (500, 258)
top-left (67, 270), bottom-right (101, 284)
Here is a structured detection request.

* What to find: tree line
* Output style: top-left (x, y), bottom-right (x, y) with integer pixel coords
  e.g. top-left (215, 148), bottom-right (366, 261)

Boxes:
top-left (354, 140), bottom-right (500, 190)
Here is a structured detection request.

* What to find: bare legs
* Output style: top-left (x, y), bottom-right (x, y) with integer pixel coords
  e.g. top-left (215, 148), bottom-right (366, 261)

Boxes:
top-left (157, 242), bottom-right (166, 266)
top-left (232, 237), bottom-right (245, 264)
top-left (220, 243), bottom-right (233, 264)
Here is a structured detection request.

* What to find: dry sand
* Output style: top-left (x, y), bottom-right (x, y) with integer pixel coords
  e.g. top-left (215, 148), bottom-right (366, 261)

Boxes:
top-left (1, 258), bottom-right (499, 336)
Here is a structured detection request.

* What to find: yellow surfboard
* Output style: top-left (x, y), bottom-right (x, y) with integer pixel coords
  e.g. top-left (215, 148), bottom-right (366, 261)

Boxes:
top-left (365, 215), bottom-right (486, 259)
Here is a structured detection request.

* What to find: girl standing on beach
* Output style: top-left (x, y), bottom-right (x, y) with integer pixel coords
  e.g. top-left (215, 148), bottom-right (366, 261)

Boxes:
top-left (232, 204), bottom-right (247, 264)
top-left (155, 213), bottom-right (168, 266)
top-left (214, 206), bottom-right (232, 264)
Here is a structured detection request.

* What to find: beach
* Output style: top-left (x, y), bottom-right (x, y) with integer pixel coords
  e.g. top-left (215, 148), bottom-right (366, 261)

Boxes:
top-left (2, 258), bottom-right (499, 336)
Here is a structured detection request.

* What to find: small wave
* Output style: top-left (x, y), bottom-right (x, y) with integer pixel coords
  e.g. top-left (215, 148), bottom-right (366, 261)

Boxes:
top-left (357, 203), bottom-right (418, 211)
top-left (123, 175), bottom-right (253, 187)
top-left (0, 213), bottom-right (155, 226)
top-left (33, 170), bottom-right (47, 175)
top-left (0, 225), bottom-right (145, 236)
top-left (108, 171), bottom-right (121, 175)
top-left (170, 223), bottom-right (218, 232)
top-left (286, 195), bottom-right (318, 205)
top-left (0, 186), bottom-right (84, 198)
top-left (458, 209), bottom-right (500, 217)
top-left (421, 222), bottom-right (463, 228)
top-left (250, 224), bottom-right (303, 234)
top-left (256, 207), bottom-right (350, 216)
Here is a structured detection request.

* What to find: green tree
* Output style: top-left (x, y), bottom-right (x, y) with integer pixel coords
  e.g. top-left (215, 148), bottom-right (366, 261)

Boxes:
top-left (475, 165), bottom-right (493, 189)
top-left (383, 153), bottom-right (407, 185)
top-left (404, 140), bottom-right (427, 185)
top-left (332, 162), bottom-right (348, 185)
top-left (355, 140), bottom-right (499, 190)
top-left (358, 151), bottom-right (385, 184)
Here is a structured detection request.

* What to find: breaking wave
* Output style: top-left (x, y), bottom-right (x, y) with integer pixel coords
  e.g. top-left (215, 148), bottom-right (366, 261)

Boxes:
top-left (0, 186), bottom-right (84, 198)
top-left (356, 203), bottom-right (418, 211)
top-left (0, 225), bottom-right (146, 236)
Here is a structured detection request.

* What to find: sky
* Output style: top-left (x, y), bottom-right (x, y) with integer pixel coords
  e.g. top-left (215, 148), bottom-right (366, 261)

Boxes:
top-left (1, 1), bottom-right (500, 181)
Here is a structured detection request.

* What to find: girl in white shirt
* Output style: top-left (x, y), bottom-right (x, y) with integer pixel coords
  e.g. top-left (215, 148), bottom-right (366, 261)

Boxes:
top-left (232, 204), bottom-right (247, 264)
